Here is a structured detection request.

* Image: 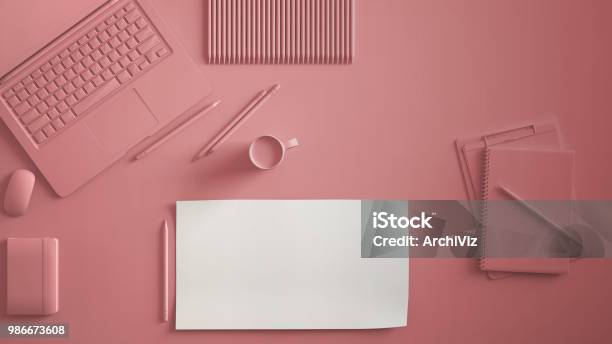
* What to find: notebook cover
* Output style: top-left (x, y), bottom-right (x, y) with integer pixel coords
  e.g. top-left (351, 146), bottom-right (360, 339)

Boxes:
top-left (455, 119), bottom-right (565, 207)
top-left (6, 238), bottom-right (59, 315)
top-left (480, 148), bottom-right (574, 276)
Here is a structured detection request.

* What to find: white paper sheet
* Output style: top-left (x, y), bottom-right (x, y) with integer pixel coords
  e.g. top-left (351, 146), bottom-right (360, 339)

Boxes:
top-left (175, 200), bottom-right (408, 330)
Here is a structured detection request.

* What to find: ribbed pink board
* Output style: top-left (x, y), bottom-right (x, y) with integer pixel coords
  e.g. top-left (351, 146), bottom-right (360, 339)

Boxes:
top-left (209, 0), bottom-right (354, 64)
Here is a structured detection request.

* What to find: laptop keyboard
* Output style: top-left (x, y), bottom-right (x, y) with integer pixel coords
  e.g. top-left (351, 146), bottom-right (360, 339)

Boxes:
top-left (1, 1), bottom-right (171, 145)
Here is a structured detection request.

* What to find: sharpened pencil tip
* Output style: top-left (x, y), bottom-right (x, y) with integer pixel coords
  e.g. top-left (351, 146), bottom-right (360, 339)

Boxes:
top-left (267, 84), bottom-right (281, 93)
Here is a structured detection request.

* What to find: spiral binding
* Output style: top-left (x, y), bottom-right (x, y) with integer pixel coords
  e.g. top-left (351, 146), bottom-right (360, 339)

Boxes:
top-left (478, 147), bottom-right (491, 270)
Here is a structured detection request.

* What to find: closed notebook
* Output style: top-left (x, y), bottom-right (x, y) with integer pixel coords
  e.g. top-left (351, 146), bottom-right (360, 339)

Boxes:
top-left (6, 237), bottom-right (59, 315)
top-left (480, 148), bottom-right (574, 276)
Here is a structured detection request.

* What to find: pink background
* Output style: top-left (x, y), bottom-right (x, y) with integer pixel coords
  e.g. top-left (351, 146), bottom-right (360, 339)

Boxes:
top-left (1, 0), bottom-right (612, 342)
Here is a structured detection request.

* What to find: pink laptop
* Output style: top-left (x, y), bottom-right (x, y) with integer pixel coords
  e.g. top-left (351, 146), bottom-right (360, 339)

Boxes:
top-left (0, 0), bottom-right (212, 196)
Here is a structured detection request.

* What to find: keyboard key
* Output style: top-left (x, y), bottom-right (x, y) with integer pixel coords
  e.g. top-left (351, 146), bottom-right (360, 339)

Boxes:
top-left (108, 51), bottom-right (120, 61)
top-left (3, 89), bottom-right (14, 99)
top-left (56, 101), bottom-right (69, 113)
top-left (14, 102), bottom-right (30, 115)
top-left (48, 108), bottom-right (61, 119)
top-left (127, 24), bottom-right (138, 35)
top-left (43, 70), bottom-right (55, 81)
top-left (83, 82), bottom-right (95, 94)
top-left (82, 56), bottom-right (95, 67)
top-left (36, 88), bottom-right (49, 99)
top-left (69, 42), bottom-right (79, 51)
top-left (127, 50), bottom-right (139, 60)
top-left (54, 89), bottom-right (67, 100)
top-left (61, 59), bottom-right (73, 69)
top-left (63, 69), bottom-right (76, 81)
top-left (20, 109), bottom-right (40, 124)
top-left (41, 62), bottom-right (52, 72)
top-left (33, 131), bottom-right (47, 144)
top-left (63, 83), bottom-right (76, 94)
top-left (127, 64), bottom-right (139, 76)
top-left (101, 69), bottom-right (113, 81)
top-left (73, 76), bottom-right (85, 88)
top-left (118, 31), bottom-right (129, 42)
top-left (55, 75), bottom-right (67, 86)
top-left (117, 44), bottom-right (129, 55)
top-left (74, 89), bottom-right (87, 100)
top-left (27, 96), bottom-right (39, 108)
top-left (77, 36), bottom-right (88, 45)
top-left (110, 63), bottom-right (122, 73)
top-left (92, 75), bottom-right (104, 87)
top-left (116, 70), bottom-right (130, 83)
top-left (125, 10), bottom-right (139, 23)
top-left (135, 28), bottom-right (153, 42)
top-left (82, 70), bottom-right (94, 81)
top-left (70, 50), bottom-right (83, 62)
top-left (81, 44), bottom-right (93, 55)
top-left (51, 118), bottom-right (64, 130)
top-left (137, 37), bottom-right (160, 54)
top-left (91, 49), bottom-right (103, 61)
top-left (73, 63), bottom-right (86, 74)
top-left (109, 37), bottom-right (121, 48)
top-left (45, 82), bottom-right (58, 93)
top-left (25, 83), bottom-right (37, 94)
top-left (100, 57), bottom-right (112, 68)
top-left (119, 56), bottom-right (130, 68)
top-left (99, 31), bottom-right (111, 42)
top-left (100, 43), bottom-right (112, 54)
top-left (45, 97), bottom-right (57, 108)
top-left (116, 18), bottom-right (128, 30)
top-left (34, 77), bottom-right (46, 88)
top-left (52, 64), bottom-right (64, 74)
top-left (126, 38), bottom-right (138, 49)
top-left (89, 38), bottom-right (101, 49)
top-left (7, 96), bottom-right (19, 107)
top-left (59, 49), bottom-right (70, 58)
top-left (65, 94), bottom-right (77, 106)
top-left (108, 25), bottom-right (119, 36)
top-left (32, 69), bottom-right (42, 79)
top-left (17, 89), bottom-right (29, 100)
top-left (27, 115), bottom-right (50, 133)
top-left (90, 63), bottom-right (103, 75)
top-left (135, 18), bottom-right (147, 29)
top-left (156, 47), bottom-right (169, 57)
top-left (43, 124), bottom-right (55, 137)
top-left (36, 102), bottom-right (49, 113)
top-left (60, 111), bottom-right (76, 124)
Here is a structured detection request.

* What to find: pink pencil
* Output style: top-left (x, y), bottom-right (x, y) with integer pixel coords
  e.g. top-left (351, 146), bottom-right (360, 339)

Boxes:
top-left (191, 84), bottom-right (280, 162)
top-left (135, 100), bottom-right (221, 160)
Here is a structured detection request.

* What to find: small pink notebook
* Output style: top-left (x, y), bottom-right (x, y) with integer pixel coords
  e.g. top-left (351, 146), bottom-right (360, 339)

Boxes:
top-left (6, 238), bottom-right (59, 315)
top-left (480, 148), bottom-right (574, 278)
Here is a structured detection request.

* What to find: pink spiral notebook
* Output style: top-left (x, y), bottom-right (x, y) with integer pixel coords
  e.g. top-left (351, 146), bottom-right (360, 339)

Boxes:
top-left (479, 147), bottom-right (574, 278)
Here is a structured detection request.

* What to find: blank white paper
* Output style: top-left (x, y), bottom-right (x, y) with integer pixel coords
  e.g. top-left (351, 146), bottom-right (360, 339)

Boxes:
top-left (175, 200), bottom-right (408, 330)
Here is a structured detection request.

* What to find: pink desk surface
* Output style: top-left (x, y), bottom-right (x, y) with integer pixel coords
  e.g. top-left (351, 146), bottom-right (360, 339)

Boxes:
top-left (1, 0), bottom-right (612, 343)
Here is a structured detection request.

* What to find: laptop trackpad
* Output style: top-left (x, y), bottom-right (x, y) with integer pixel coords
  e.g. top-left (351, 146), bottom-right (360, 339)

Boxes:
top-left (84, 89), bottom-right (158, 153)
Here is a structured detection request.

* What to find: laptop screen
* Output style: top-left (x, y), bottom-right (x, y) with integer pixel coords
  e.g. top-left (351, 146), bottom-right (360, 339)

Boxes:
top-left (0, 0), bottom-right (105, 80)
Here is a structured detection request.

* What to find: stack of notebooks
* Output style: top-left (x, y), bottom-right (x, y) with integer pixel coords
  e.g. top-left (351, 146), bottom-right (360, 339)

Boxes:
top-left (456, 119), bottom-right (575, 279)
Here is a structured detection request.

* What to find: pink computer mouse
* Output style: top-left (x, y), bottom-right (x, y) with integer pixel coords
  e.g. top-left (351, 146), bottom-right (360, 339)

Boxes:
top-left (4, 169), bottom-right (35, 217)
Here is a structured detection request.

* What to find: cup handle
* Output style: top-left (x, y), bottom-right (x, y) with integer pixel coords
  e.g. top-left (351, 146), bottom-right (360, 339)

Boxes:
top-left (285, 138), bottom-right (299, 149)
